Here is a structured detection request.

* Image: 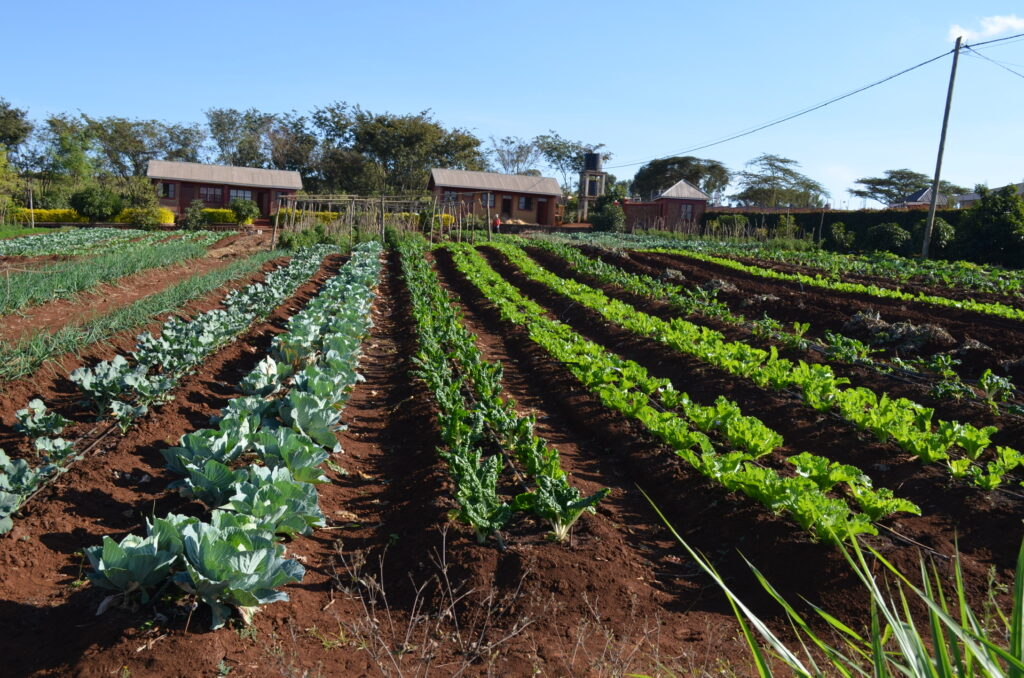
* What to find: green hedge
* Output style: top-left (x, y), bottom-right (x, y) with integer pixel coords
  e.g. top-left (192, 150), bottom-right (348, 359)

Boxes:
top-left (702, 208), bottom-right (966, 241)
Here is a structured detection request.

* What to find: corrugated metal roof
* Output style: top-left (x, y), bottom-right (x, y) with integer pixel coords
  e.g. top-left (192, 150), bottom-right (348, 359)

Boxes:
top-left (430, 168), bottom-right (561, 196)
top-left (147, 160), bottom-right (303, 190)
top-left (657, 178), bottom-right (710, 201)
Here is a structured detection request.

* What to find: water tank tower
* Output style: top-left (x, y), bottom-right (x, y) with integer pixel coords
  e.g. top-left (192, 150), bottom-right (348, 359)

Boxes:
top-left (578, 152), bottom-right (607, 220)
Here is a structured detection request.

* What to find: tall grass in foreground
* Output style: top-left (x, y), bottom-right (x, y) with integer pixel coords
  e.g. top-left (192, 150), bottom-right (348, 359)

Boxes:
top-left (0, 250), bottom-right (282, 382)
top-left (639, 490), bottom-right (1024, 678)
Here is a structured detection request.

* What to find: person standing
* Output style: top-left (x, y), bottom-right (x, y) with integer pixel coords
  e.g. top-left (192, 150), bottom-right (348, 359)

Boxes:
top-left (492, 214), bottom-right (501, 233)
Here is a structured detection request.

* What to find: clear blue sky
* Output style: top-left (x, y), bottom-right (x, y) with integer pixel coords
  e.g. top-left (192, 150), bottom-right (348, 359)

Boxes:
top-left (6, 0), bottom-right (1024, 205)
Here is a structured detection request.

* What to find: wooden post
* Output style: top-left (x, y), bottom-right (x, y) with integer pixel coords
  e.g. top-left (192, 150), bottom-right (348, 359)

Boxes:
top-left (271, 198), bottom-right (281, 250)
top-left (379, 195), bottom-right (385, 245)
top-left (486, 192), bottom-right (492, 242)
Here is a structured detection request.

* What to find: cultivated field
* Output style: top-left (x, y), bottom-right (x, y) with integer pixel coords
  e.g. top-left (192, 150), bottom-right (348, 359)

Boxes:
top-left (1, 228), bottom-right (1022, 677)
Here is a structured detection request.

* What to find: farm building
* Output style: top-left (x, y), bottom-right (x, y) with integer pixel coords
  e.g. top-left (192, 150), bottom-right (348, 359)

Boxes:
top-left (428, 169), bottom-right (562, 225)
top-left (888, 187), bottom-right (948, 209)
top-left (147, 160), bottom-right (302, 218)
top-left (621, 178), bottom-right (709, 231)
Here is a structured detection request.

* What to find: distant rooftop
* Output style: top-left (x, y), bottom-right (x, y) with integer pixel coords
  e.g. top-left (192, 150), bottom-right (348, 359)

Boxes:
top-left (658, 178), bottom-right (710, 201)
top-left (147, 160), bottom-right (303, 190)
top-left (430, 168), bottom-right (561, 196)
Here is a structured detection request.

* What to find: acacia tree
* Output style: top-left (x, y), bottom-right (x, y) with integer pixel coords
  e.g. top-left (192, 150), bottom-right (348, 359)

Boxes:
top-left (849, 168), bottom-right (967, 206)
top-left (487, 136), bottom-right (541, 175)
top-left (731, 154), bottom-right (828, 208)
top-left (631, 156), bottom-right (731, 202)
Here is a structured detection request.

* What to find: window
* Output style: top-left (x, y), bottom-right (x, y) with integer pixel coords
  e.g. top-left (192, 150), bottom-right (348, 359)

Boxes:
top-left (199, 186), bottom-right (221, 203)
top-left (681, 204), bottom-right (693, 221)
top-left (443, 191), bottom-right (457, 203)
top-left (229, 188), bottom-right (253, 202)
top-left (159, 182), bottom-right (176, 199)
top-left (517, 196), bottom-right (533, 210)
top-left (480, 193), bottom-right (495, 207)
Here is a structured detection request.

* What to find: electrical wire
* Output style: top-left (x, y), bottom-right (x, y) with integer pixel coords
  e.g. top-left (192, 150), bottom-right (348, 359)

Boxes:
top-left (604, 48), bottom-right (953, 170)
top-left (965, 31), bottom-right (1024, 49)
top-left (965, 44), bottom-right (1024, 80)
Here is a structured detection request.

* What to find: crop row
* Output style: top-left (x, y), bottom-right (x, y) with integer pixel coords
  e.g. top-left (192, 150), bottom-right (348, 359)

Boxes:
top-left (443, 242), bottom-right (918, 543)
top-left (396, 233), bottom-right (606, 545)
top-left (1, 246), bottom-right (337, 534)
top-left (487, 242), bottom-right (1023, 490)
top-left (0, 250), bottom-right (281, 382)
top-left (568, 233), bottom-right (1024, 297)
top-left (84, 241), bottom-right (382, 628)
top-left (0, 227), bottom-right (147, 256)
top-left (0, 230), bottom-right (225, 316)
top-left (524, 237), bottom-right (1021, 417)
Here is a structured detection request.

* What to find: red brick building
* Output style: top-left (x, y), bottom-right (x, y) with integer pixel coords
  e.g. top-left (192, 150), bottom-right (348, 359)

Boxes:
top-left (622, 178), bottom-right (709, 231)
top-left (428, 169), bottom-right (562, 225)
top-left (147, 160), bottom-right (302, 218)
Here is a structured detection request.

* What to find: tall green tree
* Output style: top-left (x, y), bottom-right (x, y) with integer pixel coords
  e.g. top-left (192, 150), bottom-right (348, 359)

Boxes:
top-left (630, 156), bottom-right (731, 202)
top-left (731, 154), bottom-right (828, 208)
top-left (310, 102), bottom-right (485, 192)
top-left (849, 168), bottom-right (967, 206)
top-left (0, 148), bottom-right (23, 224)
top-left (268, 112), bottom-right (316, 172)
top-left (533, 131), bottom-right (610, 191)
top-left (0, 99), bottom-right (32, 152)
top-left (205, 108), bottom-right (275, 167)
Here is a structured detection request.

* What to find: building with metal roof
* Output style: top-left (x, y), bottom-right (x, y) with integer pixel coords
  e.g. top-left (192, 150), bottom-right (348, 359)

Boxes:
top-left (147, 160), bottom-right (302, 218)
top-left (428, 168), bottom-right (562, 225)
top-left (888, 187), bottom-right (948, 209)
top-left (621, 178), bottom-right (710, 232)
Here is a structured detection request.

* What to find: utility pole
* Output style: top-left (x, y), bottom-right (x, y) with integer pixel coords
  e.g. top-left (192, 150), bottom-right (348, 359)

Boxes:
top-left (922, 36), bottom-right (962, 259)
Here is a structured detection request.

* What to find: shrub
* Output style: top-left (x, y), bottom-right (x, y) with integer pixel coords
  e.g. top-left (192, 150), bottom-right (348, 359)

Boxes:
top-left (828, 221), bottom-right (856, 252)
top-left (910, 216), bottom-right (955, 256)
top-left (228, 198), bottom-right (260, 225)
top-left (278, 224), bottom-right (342, 249)
top-left (863, 222), bottom-right (911, 254)
top-left (115, 207), bottom-right (174, 229)
top-left (202, 208), bottom-right (237, 224)
top-left (12, 208), bottom-right (88, 224)
top-left (69, 187), bottom-right (123, 224)
top-left (181, 200), bottom-right (207, 230)
top-left (589, 203), bottom-right (625, 232)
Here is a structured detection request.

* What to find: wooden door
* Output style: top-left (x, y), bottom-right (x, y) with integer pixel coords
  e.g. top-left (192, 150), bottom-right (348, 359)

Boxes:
top-left (501, 196), bottom-right (512, 216)
top-left (536, 199), bottom-right (547, 225)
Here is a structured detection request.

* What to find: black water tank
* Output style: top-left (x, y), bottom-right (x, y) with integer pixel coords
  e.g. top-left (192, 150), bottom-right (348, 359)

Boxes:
top-left (584, 152), bottom-right (601, 171)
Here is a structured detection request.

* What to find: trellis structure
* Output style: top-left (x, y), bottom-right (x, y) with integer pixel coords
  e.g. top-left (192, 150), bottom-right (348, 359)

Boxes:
top-left (272, 193), bottom-right (496, 247)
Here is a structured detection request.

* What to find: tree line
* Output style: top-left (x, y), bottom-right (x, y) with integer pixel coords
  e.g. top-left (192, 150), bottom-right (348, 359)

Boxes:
top-left (0, 98), bottom-right (609, 215)
top-left (0, 96), bottom-right (975, 219)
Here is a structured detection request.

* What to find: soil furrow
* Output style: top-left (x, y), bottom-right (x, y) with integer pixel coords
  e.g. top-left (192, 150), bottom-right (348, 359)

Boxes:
top-left (469, 245), bottom-right (1021, 593)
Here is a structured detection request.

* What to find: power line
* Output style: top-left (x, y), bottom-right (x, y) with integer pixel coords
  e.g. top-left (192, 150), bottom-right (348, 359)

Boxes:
top-left (965, 44), bottom-right (1024, 80)
top-left (604, 48), bottom-right (953, 170)
top-left (966, 31), bottom-right (1024, 49)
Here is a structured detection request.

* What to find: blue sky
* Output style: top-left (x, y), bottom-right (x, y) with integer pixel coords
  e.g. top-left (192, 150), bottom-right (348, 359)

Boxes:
top-left (5, 0), bottom-right (1024, 205)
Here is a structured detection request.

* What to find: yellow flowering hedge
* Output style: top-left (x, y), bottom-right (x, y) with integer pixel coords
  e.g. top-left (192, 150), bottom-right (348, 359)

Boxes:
top-left (12, 208), bottom-right (88, 223)
top-left (114, 207), bottom-right (176, 225)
